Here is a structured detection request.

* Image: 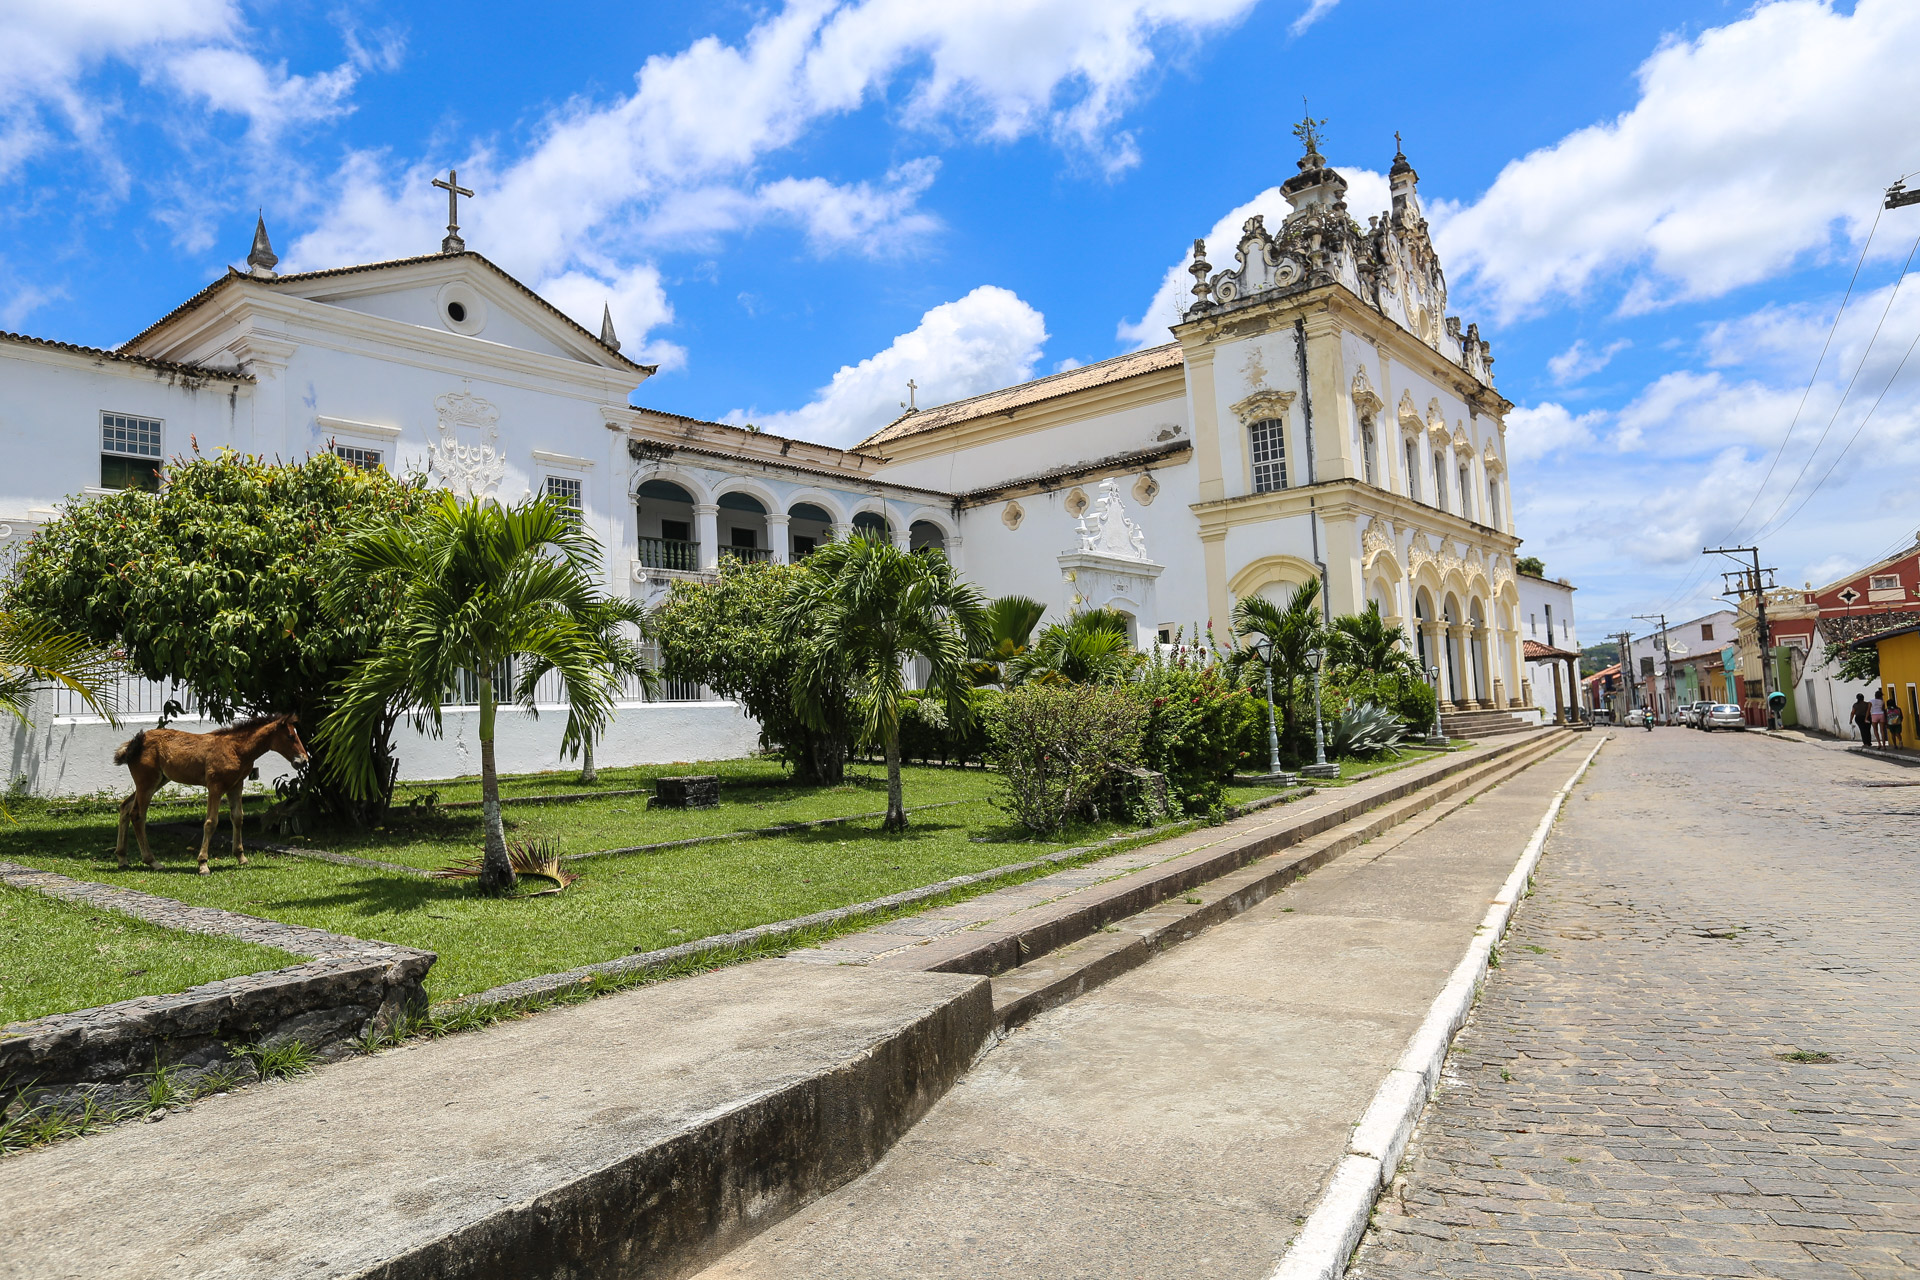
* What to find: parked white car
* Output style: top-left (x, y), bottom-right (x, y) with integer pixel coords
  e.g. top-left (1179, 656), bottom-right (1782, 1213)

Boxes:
top-left (1683, 700), bottom-right (1713, 728)
top-left (1700, 704), bottom-right (1746, 731)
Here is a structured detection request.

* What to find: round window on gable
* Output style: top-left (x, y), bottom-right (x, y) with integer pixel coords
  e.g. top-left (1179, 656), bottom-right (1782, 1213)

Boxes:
top-left (434, 282), bottom-right (488, 336)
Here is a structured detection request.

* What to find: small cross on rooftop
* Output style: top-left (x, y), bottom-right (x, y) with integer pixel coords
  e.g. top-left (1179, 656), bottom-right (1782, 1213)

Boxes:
top-left (432, 169), bottom-right (475, 254)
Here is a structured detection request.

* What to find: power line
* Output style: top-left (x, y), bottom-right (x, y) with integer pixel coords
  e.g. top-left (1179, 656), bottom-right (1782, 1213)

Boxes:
top-left (1724, 204), bottom-right (1884, 540)
top-left (1759, 317), bottom-right (1920, 539)
top-left (1747, 229), bottom-right (1920, 535)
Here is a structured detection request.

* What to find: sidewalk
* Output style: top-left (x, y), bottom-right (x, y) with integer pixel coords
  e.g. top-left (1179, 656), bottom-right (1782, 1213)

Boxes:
top-left (698, 741), bottom-right (1598, 1278)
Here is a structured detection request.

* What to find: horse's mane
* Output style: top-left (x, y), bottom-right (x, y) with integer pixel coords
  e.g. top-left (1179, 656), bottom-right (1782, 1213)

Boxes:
top-left (220, 713), bottom-right (292, 734)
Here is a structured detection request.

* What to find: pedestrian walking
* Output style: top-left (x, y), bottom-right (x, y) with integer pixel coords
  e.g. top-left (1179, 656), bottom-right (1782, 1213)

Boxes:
top-left (1871, 689), bottom-right (1888, 746)
top-left (1888, 697), bottom-right (1905, 750)
top-left (1850, 693), bottom-right (1874, 748)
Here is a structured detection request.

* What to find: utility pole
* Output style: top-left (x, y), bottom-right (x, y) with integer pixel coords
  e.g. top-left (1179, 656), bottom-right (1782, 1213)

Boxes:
top-left (1616, 629), bottom-right (1636, 714)
top-left (1888, 178), bottom-right (1920, 210)
top-left (1705, 544), bottom-right (1779, 720)
top-left (1634, 612), bottom-right (1672, 723)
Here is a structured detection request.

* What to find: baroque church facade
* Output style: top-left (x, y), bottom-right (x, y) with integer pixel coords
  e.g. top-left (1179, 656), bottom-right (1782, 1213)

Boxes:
top-left (2, 135), bottom-right (1542, 790)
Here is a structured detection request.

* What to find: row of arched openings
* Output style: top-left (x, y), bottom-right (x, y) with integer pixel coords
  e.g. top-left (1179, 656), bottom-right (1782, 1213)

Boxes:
top-left (634, 478), bottom-right (947, 568)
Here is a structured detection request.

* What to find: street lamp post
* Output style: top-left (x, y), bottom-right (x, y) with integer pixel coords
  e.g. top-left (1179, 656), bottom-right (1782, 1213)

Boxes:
top-left (1302, 646), bottom-right (1339, 779)
top-left (1250, 637), bottom-right (1296, 783)
top-left (1424, 663), bottom-right (1449, 748)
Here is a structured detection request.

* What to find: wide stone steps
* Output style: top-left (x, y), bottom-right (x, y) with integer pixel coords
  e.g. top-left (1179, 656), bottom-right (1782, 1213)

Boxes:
top-left (1441, 707), bottom-right (1537, 738)
top-left (984, 727), bottom-right (1577, 1031)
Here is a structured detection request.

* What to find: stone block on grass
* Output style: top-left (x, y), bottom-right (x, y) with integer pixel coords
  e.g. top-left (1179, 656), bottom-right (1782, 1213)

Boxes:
top-left (651, 775), bottom-right (720, 810)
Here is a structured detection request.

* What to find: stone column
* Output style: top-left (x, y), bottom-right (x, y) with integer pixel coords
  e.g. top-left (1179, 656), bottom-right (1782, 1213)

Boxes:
top-left (1551, 662), bottom-right (1566, 724)
top-left (769, 514), bottom-right (791, 564)
top-left (693, 503), bottom-right (719, 571)
top-left (946, 535), bottom-right (964, 573)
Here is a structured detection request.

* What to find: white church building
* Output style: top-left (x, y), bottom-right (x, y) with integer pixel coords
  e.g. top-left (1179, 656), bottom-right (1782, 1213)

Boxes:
top-left (3, 134), bottom-right (1553, 795)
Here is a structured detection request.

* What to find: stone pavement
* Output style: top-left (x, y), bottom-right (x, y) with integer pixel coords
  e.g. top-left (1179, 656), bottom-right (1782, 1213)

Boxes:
top-left (1351, 728), bottom-right (1920, 1280)
top-left (698, 740), bottom-right (1594, 1279)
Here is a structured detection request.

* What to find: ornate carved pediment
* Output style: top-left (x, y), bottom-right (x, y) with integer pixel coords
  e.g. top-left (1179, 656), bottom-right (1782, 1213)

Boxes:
top-left (429, 389), bottom-right (505, 497)
top-left (1072, 477), bottom-right (1152, 563)
top-left (1361, 516), bottom-right (1394, 568)
top-left (1351, 365), bottom-right (1384, 418)
top-left (1490, 555), bottom-right (1515, 595)
top-left (1482, 443), bottom-right (1505, 474)
top-left (1452, 425), bottom-right (1474, 456)
top-left (1397, 389), bottom-right (1422, 434)
top-left (1229, 388), bottom-right (1297, 424)
top-left (1407, 531), bottom-right (1436, 573)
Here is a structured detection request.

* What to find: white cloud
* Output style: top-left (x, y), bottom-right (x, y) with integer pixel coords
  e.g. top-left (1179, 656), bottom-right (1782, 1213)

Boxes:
top-left (1289, 0), bottom-right (1338, 37)
top-left (1116, 164), bottom-right (1390, 348)
top-left (1505, 402), bottom-right (1603, 464)
top-left (1435, 0), bottom-right (1920, 318)
top-left (286, 0), bottom-right (1258, 367)
top-left (0, 0), bottom-right (360, 171)
top-left (730, 285), bottom-right (1047, 446)
top-left (1546, 337), bottom-right (1630, 384)
top-left (537, 263), bottom-right (687, 373)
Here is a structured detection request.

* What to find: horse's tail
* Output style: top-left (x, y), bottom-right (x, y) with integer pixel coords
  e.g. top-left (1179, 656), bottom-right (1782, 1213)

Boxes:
top-left (113, 730), bottom-right (147, 766)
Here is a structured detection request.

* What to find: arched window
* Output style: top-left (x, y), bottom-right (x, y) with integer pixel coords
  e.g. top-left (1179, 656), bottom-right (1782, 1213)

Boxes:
top-left (1432, 451), bottom-right (1447, 511)
top-left (1405, 439), bottom-right (1420, 501)
top-left (1250, 418), bottom-right (1287, 493)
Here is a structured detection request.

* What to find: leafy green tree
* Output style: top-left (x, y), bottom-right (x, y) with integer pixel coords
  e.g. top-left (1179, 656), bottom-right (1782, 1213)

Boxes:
top-left (1010, 608), bottom-right (1141, 686)
top-left (1328, 601), bottom-right (1418, 675)
top-left (317, 494), bottom-right (626, 894)
top-left (653, 559), bottom-right (855, 783)
top-left (524, 596), bottom-right (656, 783)
top-left (0, 614), bottom-right (122, 725)
top-left (1229, 578), bottom-right (1326, 753)
top-left (783, 534), bottom-right (985, 831)
top-left (967, 595), bottom-right (1047, 688)
top-left (3, 451), bottom-right (430, 821)
top-left (1515, 555), bottom-right (1545, 577)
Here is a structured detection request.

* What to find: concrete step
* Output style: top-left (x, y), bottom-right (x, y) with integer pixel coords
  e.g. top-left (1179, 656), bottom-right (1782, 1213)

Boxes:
top-left (853, 732), bottom-right (1569, 987)
top-left (985, 730), bottom-right (1577, 1031)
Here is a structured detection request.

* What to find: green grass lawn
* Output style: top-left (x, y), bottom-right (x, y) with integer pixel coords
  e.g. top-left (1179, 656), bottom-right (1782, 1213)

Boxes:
top-left (0, 763), bottom-right (1158, 1005)
top-left (1, 884), bottom-right (295, 1024)
top-left (324, 758), bottom-right (991, 870)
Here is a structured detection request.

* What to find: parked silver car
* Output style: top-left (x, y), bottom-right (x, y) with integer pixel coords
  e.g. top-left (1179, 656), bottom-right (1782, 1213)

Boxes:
top-left (1700, 703), bottom-right (1746, 731)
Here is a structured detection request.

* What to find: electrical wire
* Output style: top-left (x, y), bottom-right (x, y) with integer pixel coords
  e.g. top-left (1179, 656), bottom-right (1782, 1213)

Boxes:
top-left (1759, 317), bottom-right (1920, 539)
top-left (1724, 204), bottom-right (1883, 540)
top-left (1747, 229), bottom-right (1920, 536)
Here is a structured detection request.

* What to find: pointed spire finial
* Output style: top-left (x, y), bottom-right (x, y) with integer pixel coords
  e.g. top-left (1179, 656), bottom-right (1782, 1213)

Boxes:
top-left (599, 302), bottom-right (621, 353)
top-left (247, 212), bottom-right (279, 278)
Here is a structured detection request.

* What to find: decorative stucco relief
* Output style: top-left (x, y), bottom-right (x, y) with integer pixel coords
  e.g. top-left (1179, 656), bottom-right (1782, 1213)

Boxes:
top-left (1132, 473), bottom-right (1160, 506)
top-left (1074, 478), bottom-right (1151, 562)
top-left (429, 389), bottom-right (504, 497)
top-left (1351, 365), bottom-right (1384, 418)
top-left (1065, 487), bottom-right (1089, 518)
top-left (1002, 500), bottom-right (1024, 530)
top-left (1229, 389), bottom-right (1296, 424)
top-left (1361, 516), bottom-right (1393, 569)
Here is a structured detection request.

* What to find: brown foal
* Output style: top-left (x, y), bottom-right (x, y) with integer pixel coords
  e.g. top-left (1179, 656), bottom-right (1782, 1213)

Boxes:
top-left (114, 714), bottom-right (309, 875)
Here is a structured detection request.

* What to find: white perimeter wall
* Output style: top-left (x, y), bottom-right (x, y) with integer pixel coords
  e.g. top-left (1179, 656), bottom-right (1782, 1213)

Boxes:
top-left (5, 699), bottom-right (762, 798)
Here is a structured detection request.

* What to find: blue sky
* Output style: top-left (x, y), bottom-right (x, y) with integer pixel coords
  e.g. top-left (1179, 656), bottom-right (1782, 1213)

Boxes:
top-left (5, 0), bottom-right (1919, 640)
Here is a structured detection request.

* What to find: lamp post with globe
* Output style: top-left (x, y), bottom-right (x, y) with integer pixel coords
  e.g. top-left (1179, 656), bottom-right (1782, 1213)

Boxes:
top-left (1302, 645), bottom-right (1340, 779)
top-left (1248, 636), bottom-right (1297, 783)
top-left (1424, 663), bottom-right (1448, 747)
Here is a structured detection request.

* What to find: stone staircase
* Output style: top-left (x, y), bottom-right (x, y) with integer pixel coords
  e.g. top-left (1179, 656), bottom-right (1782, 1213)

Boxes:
top-left (1440, 705), bottom-right (1537, 739)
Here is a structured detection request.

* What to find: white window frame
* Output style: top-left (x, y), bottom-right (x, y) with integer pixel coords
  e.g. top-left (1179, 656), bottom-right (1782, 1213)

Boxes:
top-left (332, 443), bottom-right (384, 471)
top-left (1432, 451), bottom-right (1447, 512)
top-left (1249, 419), bottom-right (1288, 494)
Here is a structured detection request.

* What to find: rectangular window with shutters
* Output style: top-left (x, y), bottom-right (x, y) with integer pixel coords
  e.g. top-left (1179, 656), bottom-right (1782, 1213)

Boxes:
top-left (545, 475), bottom-right (583, 525)
top-left (1458, 464), bottom-right (1472, 519)
top-left (1404, 440), bottom-right (1420, 501)
top-left (100, 411), bottom-right (163, 491)
top-left (332, 444), bottom-right (382, 471)
top-left (1361, 424), bottom-right (1376, 486)
top-left (1701, 623), bottom-right (1714, 641)
top-left (1432, 452), bottom-right (1447, 512)
top-left (1870, 574), bottom-right (1900, 591)
top-left (1249, 418), bottom-right (1287, 493)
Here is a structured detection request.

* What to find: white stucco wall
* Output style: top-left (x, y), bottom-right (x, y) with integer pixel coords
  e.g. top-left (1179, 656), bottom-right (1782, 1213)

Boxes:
top-left (4, 699), bottom-right (762, 799)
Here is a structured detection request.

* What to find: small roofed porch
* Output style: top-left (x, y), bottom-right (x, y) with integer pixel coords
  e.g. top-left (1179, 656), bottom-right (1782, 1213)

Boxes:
top-left (1523, 638), bottom-right (1585, 725)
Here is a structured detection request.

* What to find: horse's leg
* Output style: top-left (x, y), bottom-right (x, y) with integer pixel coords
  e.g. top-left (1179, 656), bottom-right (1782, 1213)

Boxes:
top-left (116, 793), bottom-right (134, 869)
top-left (228, 783), bottom-right (247, 865)
top-left (133, 776), bottom-right (158, 870)
top-left (197, 785), bottom-right (219, 875)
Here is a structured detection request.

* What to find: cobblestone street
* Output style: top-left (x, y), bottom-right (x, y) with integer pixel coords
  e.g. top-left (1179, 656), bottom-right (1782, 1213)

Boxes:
top-left (1351, 730), bottom-right (1920, 1280)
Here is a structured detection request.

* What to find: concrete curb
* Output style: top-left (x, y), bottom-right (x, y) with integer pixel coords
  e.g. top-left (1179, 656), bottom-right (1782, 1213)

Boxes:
top-left (1267, 732), bottom-right (1610, 1280)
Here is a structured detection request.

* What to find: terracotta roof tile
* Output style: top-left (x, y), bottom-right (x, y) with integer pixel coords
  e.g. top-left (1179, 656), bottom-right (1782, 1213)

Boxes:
top-left (0, 329), bottom-right (254, 382)
top-left (858, 343), bottom-right (1183, 448)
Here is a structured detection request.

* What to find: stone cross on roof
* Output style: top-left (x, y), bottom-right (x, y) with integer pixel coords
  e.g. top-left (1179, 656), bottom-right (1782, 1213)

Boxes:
top-left (432, 169), bottom-right (475, 254)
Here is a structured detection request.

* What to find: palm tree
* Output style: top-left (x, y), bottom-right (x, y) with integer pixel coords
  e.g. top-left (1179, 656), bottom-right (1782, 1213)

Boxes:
top-left (967, 594), bottom-right (1047, 688)
top-left (523, 597), bottom-right (657, 783)
top-left (1329, 600), bottom-right (1416, 674)
top-left (0, 612), bottom-right (121, 725)
top-left (1230, 578), bottom-right (1325, 751)
top-left (317, 493), bottom-right (625, 894)
top-left (783, 533), bottom-right (985, 832)
top-left (1009, 608), bottom-right (1141, 686)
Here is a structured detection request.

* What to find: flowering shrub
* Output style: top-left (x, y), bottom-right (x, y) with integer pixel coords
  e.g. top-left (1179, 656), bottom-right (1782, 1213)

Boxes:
top-left (986, 683), bottom-right (1145, 833)
top-left (1135, 643), bottom-right (1260, 813)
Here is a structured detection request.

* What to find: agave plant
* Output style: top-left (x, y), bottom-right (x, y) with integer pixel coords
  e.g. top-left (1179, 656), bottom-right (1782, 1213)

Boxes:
top-left (1329, 700), bottom-right (1404, 759)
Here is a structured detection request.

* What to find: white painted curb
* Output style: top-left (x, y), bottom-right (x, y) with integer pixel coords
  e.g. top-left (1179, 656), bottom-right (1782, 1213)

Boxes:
top-left (1268, 734), bottom-right (1610, 1280)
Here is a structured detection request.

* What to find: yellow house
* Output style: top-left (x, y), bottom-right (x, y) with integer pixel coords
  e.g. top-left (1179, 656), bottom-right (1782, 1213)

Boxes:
top-left (1861, 621), bottom-right (1920, 735)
